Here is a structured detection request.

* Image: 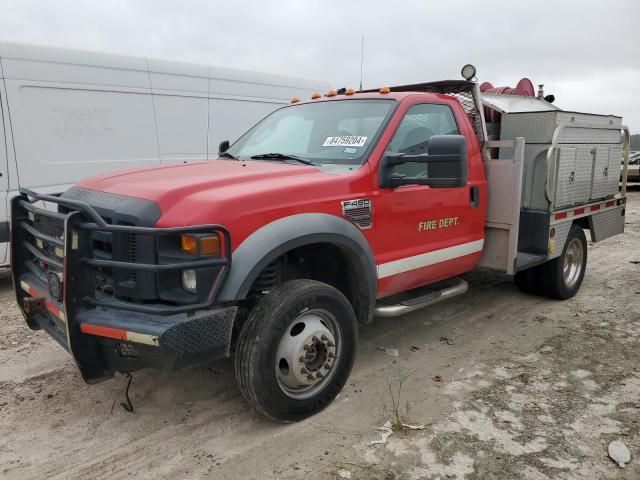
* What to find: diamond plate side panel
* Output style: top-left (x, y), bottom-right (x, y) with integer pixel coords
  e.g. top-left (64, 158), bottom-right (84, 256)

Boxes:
top-left (590, 206), bottom-right (625, 242)
top-left (590, 146), bottom-right (610, 199)
top-left (557, 126), bottom-right (620, 144)
top-left (555, 147), bottom-right (576, 208)
top-left (607, 145), bottom-right (623, 196)
top-left (574, 147), bottom-right (593, 205)
top-left (501, 112), bottom-right (556, 144)
top-left (501, 111), bottom-right (622, 144)
top-left (549, 220), bottom-right (572, 259)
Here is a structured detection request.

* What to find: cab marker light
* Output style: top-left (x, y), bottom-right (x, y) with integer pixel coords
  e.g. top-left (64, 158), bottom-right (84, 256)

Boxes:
top-left (291, 96), bottom-right (301, 103)
top-left (345, 88), bottom-right (355, 95)
top-left (311, 92), bottom-right (322, 99)
top-left (327, 89), bottom-right (337, 97)
top-left (379, 86), bottom-right (391, 94)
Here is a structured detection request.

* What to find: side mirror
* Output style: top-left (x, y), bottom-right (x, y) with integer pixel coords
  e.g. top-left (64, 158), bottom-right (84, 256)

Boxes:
top-left (378, 135), bottom-right (468, 189)
top-left (218, 140), bottom-right (230, 154)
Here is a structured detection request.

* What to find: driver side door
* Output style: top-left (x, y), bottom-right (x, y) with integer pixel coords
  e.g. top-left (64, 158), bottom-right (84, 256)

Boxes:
top-left (374, 101), bottom-right (484, 297)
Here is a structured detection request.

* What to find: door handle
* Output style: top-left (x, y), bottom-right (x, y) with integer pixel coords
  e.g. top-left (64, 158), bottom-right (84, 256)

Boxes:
top-left (470, 186), bottom-right (479, 208)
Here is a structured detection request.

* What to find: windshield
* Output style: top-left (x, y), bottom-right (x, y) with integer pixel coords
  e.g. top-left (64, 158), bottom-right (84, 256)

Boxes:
top-left (226, 99), bottom-right (396, 165)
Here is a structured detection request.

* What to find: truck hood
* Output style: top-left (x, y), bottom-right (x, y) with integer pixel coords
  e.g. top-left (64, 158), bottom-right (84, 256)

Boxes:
top-left (77, 159), bottom-right (325, 205)
top-left (75, 159), bottom-right (359, 230)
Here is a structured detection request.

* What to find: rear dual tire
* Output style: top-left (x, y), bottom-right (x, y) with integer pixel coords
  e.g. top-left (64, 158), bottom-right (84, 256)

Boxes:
top-left (515, 224), bottom-right (587, 300)
top-left (235, 280), bottom-right (357, 423)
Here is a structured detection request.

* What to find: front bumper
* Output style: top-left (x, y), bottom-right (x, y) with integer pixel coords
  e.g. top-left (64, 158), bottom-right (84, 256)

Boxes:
top-left (11, 189), bottom-right (235, 383)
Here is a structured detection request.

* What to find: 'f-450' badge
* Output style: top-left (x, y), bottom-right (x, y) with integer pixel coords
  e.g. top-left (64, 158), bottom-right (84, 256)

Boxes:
top-left (341, 198), bottom-right (371, 230)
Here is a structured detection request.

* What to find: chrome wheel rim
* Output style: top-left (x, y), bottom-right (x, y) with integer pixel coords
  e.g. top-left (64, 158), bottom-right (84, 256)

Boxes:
top-left (275, 309), bottom-right (342, 400)
top-left (563, 238), bottom-right (584, 288)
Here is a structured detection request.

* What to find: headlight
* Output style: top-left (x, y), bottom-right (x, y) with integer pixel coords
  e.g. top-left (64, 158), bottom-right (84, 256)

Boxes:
top-left (182, 269), bottom-right (197, 293)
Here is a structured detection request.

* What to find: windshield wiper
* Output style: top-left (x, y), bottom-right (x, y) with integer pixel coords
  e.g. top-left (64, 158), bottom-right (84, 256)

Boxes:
top-left (250, 153), bottom-right (316, 166)
top-left (219, 151), bottom-right (237, 160)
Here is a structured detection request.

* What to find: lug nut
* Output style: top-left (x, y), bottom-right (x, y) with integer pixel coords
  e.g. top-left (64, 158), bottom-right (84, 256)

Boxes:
top-left (303, 344), bottom-right (311, 351)
top-left (312, 336), bottom-right (319, 342)
top-left (327, 342), bottom-right (335, 347)
top-left (300, 367), bottom-right (308, 374)
top-left (299, 356), bottom-right (305, 362)
top-left (321, 335), bottom-right (328, 341)
top-left (328, 352), bottom-right (335, 358)
top-left (316, 372), bottom-right (324, 379)
top-left (324, 363), bottom-right (331, 369)
top-left (306, 374), bottom-right (315, 381)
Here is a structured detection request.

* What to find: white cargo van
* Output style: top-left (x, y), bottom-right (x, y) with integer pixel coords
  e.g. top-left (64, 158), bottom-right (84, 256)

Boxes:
top-left (0, 42), bottom-right (331, 265)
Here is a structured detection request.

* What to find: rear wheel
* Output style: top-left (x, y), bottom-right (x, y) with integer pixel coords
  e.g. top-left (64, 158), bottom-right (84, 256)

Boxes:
top-left (235, 279), bottom-right (357, 422)
top-left (543, 224), bottom-right (587, 299)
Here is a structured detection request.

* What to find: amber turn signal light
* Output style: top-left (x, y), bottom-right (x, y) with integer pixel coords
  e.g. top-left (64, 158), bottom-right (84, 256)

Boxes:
top-left (200, 236), bottom-right (220, 256)
top-left (181, 235), bottom-right (197, 254)
top-left (181, 235), bottom-right (220, 256)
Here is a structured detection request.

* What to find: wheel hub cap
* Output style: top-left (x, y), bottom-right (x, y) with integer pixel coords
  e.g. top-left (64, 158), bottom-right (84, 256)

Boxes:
top-left (563, 238), bottom-right (584, 288)
top-left (276, 311), bottom-right (339, 399)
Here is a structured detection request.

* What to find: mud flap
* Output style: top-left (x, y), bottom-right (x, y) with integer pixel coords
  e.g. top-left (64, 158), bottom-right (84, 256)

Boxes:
top-left (589, 205), bottom-right (625, 242)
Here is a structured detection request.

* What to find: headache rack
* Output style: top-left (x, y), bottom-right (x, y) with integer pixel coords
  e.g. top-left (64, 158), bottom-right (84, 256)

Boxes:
top-left (363, 80), bottom-right (488, 144)
top-left (12, 189), bottom-right (231, 318)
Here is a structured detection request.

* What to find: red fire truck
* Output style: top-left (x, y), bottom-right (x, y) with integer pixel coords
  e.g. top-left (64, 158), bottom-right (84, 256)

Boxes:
top-left (11, 66), bottom-right (631, 421)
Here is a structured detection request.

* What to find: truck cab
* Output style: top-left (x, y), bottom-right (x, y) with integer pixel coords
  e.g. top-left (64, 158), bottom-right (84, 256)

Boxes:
top-left (11, 78), bottom-right (630, 422)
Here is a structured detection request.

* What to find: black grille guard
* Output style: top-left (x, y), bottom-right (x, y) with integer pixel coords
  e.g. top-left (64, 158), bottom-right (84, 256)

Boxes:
top-left (13, 188), bottom-right (232, 316)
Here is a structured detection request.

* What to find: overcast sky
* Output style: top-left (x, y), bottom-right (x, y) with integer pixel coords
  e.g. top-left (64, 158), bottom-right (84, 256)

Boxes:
top-left (1, 0), bottom-right (639, 132)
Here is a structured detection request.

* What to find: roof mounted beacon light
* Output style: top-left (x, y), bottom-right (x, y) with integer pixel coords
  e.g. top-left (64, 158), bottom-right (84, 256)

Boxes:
top-left (461, 64), bottom-right (476, 81)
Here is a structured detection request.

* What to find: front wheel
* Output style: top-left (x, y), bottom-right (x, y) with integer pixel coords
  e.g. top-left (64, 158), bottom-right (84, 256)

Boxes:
top-left (235, 279), bottom-right (357, 422)
top-left (543, 224), bottom-right (588, 299)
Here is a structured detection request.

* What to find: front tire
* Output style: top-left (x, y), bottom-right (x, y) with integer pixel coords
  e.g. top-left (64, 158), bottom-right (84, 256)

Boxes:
top-left (235, 279), bottom-right (357, 422)
top-left (543, 224), bottom-right (588, 299)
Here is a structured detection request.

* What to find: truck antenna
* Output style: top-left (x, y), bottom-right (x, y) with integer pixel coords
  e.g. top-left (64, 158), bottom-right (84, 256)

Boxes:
top-left (359, 35), bottom-right (364, 92)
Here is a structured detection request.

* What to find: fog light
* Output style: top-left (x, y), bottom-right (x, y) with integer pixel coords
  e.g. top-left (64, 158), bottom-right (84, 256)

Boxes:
top-left (182, 269), bottom-right (197, 293)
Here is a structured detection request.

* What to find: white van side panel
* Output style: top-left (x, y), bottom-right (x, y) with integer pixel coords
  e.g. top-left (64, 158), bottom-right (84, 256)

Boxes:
top-left (0, 43), bottom-right (150, 88)
top-left (210, 66), bottom-right (325, 100)
top-left (148, 59), bottom-right (209, 164)
top-left (0, 44), bottom-right (161, 191)
top-left (209, 97), bottom-right (281, 153)
top-left (206, 66), bottom-right (328, 152)
top-left (4, 83), bottom-right (160, 189)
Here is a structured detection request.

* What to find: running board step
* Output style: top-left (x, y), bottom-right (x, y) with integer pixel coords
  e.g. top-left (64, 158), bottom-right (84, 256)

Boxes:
top-left (374, 277), bottom-right (469, 318)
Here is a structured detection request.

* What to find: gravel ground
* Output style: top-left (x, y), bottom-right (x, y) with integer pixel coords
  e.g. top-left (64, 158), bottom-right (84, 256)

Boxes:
top-left (0, 189), bottom-right (638, 480)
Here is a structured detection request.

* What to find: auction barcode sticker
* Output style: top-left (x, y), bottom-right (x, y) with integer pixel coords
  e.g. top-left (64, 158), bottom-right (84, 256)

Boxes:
top-left (323, 136), bottom-right (368, 147)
